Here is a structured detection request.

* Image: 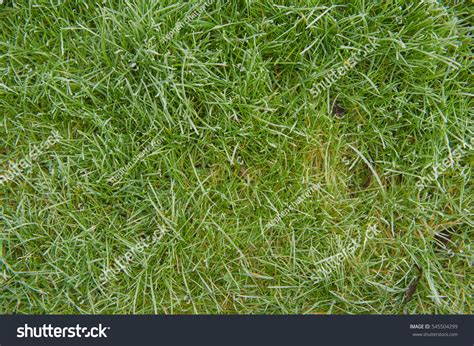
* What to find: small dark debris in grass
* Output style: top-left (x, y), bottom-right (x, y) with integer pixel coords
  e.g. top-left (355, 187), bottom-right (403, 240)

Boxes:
top-left (361, 173), bottom-right (372, 189)
top-left (404, 265), bottom-right (423, 304)
top-left (331, 103), bottom-right (346, 117)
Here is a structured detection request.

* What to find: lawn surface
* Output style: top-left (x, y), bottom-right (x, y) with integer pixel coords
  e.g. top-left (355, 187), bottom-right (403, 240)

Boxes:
top-left (0, 0), bottom-right (472, 314)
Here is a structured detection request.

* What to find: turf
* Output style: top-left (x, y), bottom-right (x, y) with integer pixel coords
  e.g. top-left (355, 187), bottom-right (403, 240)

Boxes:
top-left (0, 0), bottom-right (472, 314)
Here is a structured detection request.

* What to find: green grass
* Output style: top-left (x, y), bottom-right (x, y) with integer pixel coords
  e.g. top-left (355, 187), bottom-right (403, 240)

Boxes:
top-left (0, 0), bottom-right (472, 314)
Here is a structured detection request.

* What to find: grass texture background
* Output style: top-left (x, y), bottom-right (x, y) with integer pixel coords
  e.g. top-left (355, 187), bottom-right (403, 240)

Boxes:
top-left (0, 0), bottom-right (472, 314)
